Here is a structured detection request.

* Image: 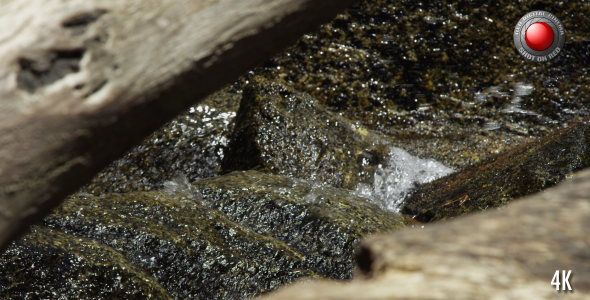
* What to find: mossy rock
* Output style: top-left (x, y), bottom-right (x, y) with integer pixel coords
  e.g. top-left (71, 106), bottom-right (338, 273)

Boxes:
top-left (402, 118), bottom-right (590, 222)
top-left (38, 191), bottom-right (315, 299)
top-left (82, 91), bottom-right (240, 195)
top-left (222, 77), bottom-right (389, 190)
top-left (194, 170), bottom-right (405, 279)
top-left (0, 226), bottom-right (173, 299)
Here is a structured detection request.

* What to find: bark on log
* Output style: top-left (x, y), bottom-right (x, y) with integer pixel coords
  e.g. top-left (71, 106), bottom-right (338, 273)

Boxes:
top-left (260, 167), bottom-right (590, 299)
top-left (0, 0), bottom-right (358, 251)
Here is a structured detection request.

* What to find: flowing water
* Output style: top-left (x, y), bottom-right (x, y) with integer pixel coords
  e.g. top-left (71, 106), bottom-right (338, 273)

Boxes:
top-left (356, 146), bottom-right (455, 211)
top-left (3, 1), bottom-right (590, 299)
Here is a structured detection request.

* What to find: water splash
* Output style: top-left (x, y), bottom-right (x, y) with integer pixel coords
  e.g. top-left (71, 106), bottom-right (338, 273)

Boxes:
top-left (162, 174), bottom-right (203, 202)
top-left (356, 146), bottom-right (455, 212)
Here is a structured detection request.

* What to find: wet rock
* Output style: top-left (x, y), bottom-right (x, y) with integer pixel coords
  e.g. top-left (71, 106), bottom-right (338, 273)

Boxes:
top-left (2, 170), bottom-right (403, 299)
top-left (258, 167), bottom-right (590, 300)
top-left (194, 170), bottom-right (406, 279)
top-left (39, 191), bottom-right (315, 300)
top-left (222, 77), bottom-right (390, 190)
top-left (82, 91), bottom-right (240, 195)
top-left (0, 226), bottom-right (173, 299)
top-left (402, 118), bottom-right (590, 222)
top-left (230, 0), bottom-right (590, 169)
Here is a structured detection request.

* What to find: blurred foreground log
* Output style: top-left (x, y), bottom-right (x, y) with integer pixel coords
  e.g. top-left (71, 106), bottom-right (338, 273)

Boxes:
top-left (261, 167), bottom-right (590, 299)
top-left (0, 0), bottom-right (357, 251)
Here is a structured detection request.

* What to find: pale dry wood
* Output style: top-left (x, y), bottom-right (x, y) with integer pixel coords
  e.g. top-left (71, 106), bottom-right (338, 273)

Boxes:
top-left (260, 167), bottom-right (590, 299)
top-left (0, 0), bottom-right (358, 251)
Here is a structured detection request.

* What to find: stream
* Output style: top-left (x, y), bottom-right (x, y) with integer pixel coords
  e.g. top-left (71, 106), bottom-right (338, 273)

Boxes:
top-left (1, 0), bottom-right (589, 299)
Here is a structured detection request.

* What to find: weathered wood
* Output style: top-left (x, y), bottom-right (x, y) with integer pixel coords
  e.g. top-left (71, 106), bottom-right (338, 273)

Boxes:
top-left (0, 0), bottom-right (358, 251)
top-left (260, 167), bottom-right (590, 299)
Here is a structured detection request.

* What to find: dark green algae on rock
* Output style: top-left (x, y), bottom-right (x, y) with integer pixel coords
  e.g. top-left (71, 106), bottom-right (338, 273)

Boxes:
top-left (1, 171), bottom-right (404, 299)
top-left (27, 75), bottom-right (408, 299)
top-left (222, 76), bottom-right (390, 191)
top-left (8, 191), bottom-right (315, 300)
top-left (228, 0), bottom-right (590, 169)
top-left (403, 117), bottom-right (590, 222)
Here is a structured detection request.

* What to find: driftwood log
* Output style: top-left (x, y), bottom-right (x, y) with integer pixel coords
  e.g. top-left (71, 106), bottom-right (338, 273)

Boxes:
top-left (261, 167), bottom-right (590, 299)
top-left (0, 0), bottom-right (358, 251)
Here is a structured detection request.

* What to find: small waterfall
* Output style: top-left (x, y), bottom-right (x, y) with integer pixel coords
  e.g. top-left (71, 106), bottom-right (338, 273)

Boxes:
top-left (356, 146), bottom-right (455, 212)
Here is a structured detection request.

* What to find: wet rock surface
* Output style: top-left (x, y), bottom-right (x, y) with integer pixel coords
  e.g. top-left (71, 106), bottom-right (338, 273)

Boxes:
top-left (222, 77), bottom-right (389, 190)
top-left (8, 190), bottom-right (315, 300)
top-left (229, 0), bottom-right (590, 169)
top-left (195, 170), bottom-right (405, 279)
top-left (1, 171), bottom-right (403, 299)
top-left (0, 226), bottom-right (173, 300)
top-left (403, 117), bottom-right (590, 222)
top-left (82, 91), bottom-right (240, 195)
top-left (223, 77), bottom-right (454, 211)
top-left (2, 77), bottom-right (408, 299)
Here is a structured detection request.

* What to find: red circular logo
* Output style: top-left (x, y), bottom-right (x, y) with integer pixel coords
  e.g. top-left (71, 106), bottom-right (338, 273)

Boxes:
top-left (525, 22), bottom-right (554, 51)
top-left (514, 11), bottom-right (566, 62)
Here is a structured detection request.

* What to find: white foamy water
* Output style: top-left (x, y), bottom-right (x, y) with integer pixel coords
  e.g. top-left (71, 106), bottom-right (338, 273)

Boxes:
top-left (355, 146), bottom-right (455, 212)
top-left (162, 174), bottom-right (203, 201)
